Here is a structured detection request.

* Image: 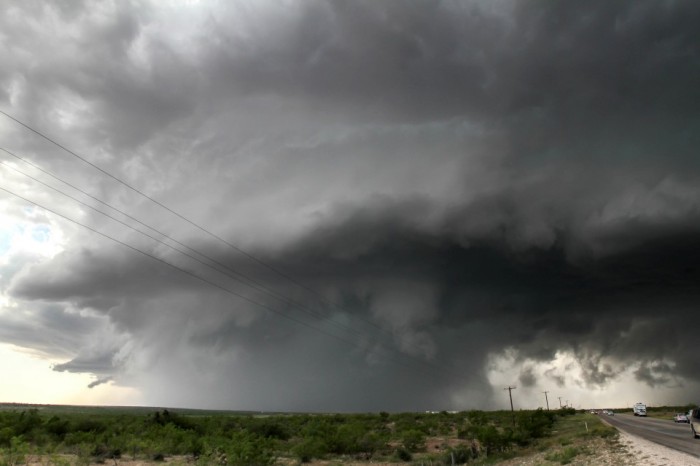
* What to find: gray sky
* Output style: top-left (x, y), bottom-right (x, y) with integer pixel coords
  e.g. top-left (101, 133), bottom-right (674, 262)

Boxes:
top-left (1, 0), bottom-right (700, 411)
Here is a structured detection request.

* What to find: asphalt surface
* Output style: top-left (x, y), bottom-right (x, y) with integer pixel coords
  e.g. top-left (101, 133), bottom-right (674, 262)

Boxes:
top-left (601, 413), bottom-right (700, 459)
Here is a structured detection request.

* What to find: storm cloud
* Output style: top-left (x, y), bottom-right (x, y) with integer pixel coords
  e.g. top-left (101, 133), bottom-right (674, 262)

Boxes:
top-left (1, 0), bottom-right (700, 411)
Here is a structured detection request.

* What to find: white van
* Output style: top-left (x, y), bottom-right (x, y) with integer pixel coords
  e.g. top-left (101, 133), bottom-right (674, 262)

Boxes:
top-left (633, 403), bottom-right (647, 416)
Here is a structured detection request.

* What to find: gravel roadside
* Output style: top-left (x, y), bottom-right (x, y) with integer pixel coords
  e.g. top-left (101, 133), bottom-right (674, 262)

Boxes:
top-left (616, 429), bottom-right (700, 466)
top-left (494, 427), bottom-right (700, 465)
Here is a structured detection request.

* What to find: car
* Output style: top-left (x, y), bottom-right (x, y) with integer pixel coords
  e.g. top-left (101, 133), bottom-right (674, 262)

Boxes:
top-left (690, 408), bottom-right (700, 438)
top-left (674, 413), bottom-right (689, 423)
top-left (606, 410), bottom-right (615, 416)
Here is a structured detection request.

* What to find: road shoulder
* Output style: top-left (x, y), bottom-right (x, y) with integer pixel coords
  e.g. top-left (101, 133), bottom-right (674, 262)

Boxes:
top-left (616, 429), bottom-right (700, 466)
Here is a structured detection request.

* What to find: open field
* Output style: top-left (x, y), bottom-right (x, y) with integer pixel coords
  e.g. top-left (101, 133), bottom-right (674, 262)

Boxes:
top-left (0, 404), bottom-right (628, 465)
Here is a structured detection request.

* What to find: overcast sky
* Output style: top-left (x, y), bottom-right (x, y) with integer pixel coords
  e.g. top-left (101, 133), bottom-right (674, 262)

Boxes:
top-left (1, 0), bottom-right (700, 412)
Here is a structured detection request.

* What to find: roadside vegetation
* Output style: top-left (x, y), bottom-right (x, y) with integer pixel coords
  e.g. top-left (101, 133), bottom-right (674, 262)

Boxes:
top-left (532, 412), bottom-right (617, 466)
top-left (0, 404), bottom-right (618, 465)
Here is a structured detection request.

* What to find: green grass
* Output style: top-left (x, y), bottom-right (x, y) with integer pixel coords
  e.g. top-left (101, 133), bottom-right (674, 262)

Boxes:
top-left (495, 413), bottom-right (617, 465)
top-left (0, 405), bottom-right (620, 465)
top-left (545, 446), bottom-right (580, 464)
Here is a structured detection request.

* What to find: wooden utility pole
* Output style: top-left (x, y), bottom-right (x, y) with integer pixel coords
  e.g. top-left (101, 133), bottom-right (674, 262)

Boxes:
top-left (558, 396), bottom-right (563, 408)
top-left (542, 391), bottom-right (550, 410)
top-left (504, 386), bottom-right (517, 426)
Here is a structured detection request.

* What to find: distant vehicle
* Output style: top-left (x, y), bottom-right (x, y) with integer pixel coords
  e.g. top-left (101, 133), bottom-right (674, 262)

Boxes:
top-left (606, 410), bottom-right (615, 416)
top-left (633, 403), bottom-right (647, 416)
top-left (674, 413), bottom-right (689, 423)
top-left (690, 408), bottom-right (700, 438)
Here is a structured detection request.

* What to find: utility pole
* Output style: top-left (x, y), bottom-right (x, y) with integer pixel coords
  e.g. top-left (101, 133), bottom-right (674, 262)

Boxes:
top-left (504, 386), bottom-right (517, 426)
top-left (542, 391), bottom-right (550, 411)
top-left (566, 400), bottom-right (569, 408)
top-left (558, 396), bottom-right (563, 408)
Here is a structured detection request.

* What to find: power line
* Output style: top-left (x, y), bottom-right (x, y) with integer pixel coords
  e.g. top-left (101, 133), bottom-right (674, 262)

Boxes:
top-left (0, 183), bottom-right (461, 382)
top-left (0, 110), bottom-right (464, 378)
top-left (0, 109), bottom-right (387, 335)
top-left (0, 110), bottom-right (470, 380)
top-left (0, 148), bottom-right (463, 379)
top-left (0, 152), bottom-right (373, 342)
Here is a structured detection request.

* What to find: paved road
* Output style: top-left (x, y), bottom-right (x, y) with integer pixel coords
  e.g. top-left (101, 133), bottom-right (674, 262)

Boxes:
top-left (601, 413), bottom-right (700, 459)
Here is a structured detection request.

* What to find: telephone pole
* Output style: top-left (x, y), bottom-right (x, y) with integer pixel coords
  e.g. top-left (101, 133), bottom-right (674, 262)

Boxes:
top-left (504, 386), bottom-right (517, 426)
top-left (558, 396), bottom-right (563, 408)
top-left (542, 391), bottom-right (550, 410)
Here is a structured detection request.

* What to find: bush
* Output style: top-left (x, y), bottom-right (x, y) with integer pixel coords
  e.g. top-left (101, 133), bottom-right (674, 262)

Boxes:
top-left (0, 437), bottom-right (30, 466)
top-left (515, 409), bottom-right (556, 443)
top-left (46, 416), bottom-right (70, 439)
top-left (292, 438), bottom-right (327, 463)
top-left (247, 419), bottom-right (290, 440)
top-left (223, 431), bottom-right (274, 465)
top-left (464, 424), bottom-right (511, 455)
top-left (395, 446), bottom-right (412, 462)
top-left (400, 429), bottom-right (425, 451)
top-left (0, 428), bottom-right (14, 448)
top-left (559, 407), bottom-right (576, 416)
top-left (73, 419), bottom-right (106, 433)
top-left (442, 444), bottom-right (479, 465)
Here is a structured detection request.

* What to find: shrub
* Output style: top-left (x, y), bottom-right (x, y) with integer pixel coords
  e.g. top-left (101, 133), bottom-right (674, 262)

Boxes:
top-left (247, 419), bottom-right (290, 440)
top-left (0, 437), bottom-right (30, 466)
top-left (441, 444), bottom-right (479, 465)
top-left (292, 438), bottom-right (327, 463)
top-left (400, 429), bottom-right (425, 451)
top-left (0, 428), bottom-right (14, 448)
top-left (46, 416), bottom-right (70, 439)
top-left (395, 446), bottom-right (412, 462)
top-left (515, 409), bottom-right (555, 443)
top-left (465, 425), bottom-right (511, 455)
top-left (73, 419), bottom-right (106, 433)
top-left (223, 431), bottom-right (274, 466)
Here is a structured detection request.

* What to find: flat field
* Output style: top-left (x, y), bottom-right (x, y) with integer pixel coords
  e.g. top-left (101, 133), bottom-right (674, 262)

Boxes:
top-left (0, 404), bottom-right (617, 465)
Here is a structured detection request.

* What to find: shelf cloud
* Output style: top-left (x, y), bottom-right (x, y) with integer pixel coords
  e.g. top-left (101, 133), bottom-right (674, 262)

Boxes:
top-left (1, 0), bottom-right (699, 411)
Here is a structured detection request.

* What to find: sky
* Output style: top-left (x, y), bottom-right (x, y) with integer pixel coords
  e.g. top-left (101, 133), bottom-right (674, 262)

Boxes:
top-left (1, 0), bottom-right (700, 412)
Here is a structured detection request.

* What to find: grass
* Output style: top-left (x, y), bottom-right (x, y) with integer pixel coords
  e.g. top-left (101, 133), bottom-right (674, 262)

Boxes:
top-left (545, 446), bottom-right (580, 464)
top-left (0, 405), bottom-right (622, 465)
top-left (496, 413), bottom-right (617, 465)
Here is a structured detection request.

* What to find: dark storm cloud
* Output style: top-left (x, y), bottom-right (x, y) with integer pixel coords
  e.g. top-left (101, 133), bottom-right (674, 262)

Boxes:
top-left (0, 1), bottom-right (197, 154)
top-left (519, 367), bottom-right (537, 388)
top-left (2, 0), bottom-right (700, 410)
top-left (203, 0), bottom-right (700, 126)
top-left (267, 200), bottom-right (700, 387)
top-left (8, 244), bottom-right (201, 308)
top-left (54, 351), bottom-right (117, 376)
top-left (0, 302), bottom-right (106, 358)
top-left (87, 376), bottom-right (113, 389)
